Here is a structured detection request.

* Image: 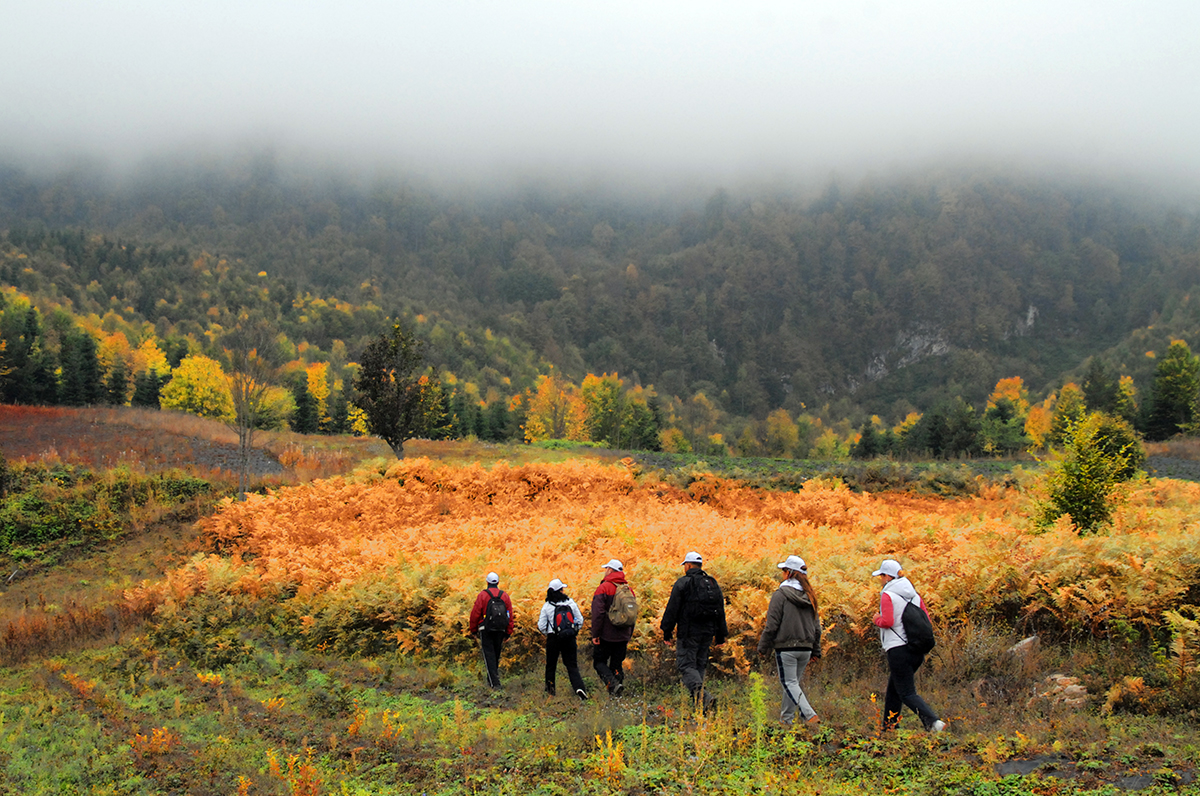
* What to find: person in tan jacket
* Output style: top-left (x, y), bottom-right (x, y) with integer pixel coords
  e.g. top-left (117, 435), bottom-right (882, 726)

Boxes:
top-left (757, 555), bottom-right (822, 726)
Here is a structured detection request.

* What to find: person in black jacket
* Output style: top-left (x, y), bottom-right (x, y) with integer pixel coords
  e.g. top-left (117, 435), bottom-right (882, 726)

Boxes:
top-left (757, 555), bottom-right (822, 726)
top-left (661, 551), bottom-right (727, 712)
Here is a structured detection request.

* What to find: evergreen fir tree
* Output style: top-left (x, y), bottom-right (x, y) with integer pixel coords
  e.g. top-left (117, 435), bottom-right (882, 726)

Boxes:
top-left (105, 358), bottom-right (129, 405)
top-left (59, 331), bottom-right (102, 406)
top-left (1146, 340), bottom-right (1200, 441)
top-left (131, 371), bottom-right (164, 408)
top-left (290, 379), bottom-right (319, 433)
top-left (1082, 358), bottom-right (1118, 414)
top-left (851, 422), bottom-right (881, 459)
top-left (327, 391), bottom-right (351, 434)
top-left (485, 400), bottom-right (512, 442)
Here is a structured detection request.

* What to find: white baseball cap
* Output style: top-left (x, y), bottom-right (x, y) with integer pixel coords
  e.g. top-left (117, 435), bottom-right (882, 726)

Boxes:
top-left (548, 578), bottom-right (565, 591)
top-left (682, 551), bottom-right (703, 565)
top-left (872, 559), bottom-right (902, 578)
top-left (486, 572), bottom-right (499, 584)
top-left (777, 555), bottom-right (807, 573)
top-left (601, 559), bottom-right (624, 572)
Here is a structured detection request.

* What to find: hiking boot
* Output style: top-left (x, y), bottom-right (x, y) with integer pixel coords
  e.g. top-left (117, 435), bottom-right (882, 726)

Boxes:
top-left (702, 693), bottom-right (718, 715)
top-left (611, 681), bottom-right (625, 698)
top-left (930, 719), bottom-right (947, 733)
top-left (545, 685), bottom-right (556, 696)
top-left (576, 688), bottom-right (588, 701)
top-left (805, 715), bottom-right (821, 728)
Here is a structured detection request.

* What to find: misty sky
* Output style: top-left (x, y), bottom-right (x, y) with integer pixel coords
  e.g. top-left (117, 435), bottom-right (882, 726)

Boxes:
top-left (4, 1), bottom-right (1198, 182)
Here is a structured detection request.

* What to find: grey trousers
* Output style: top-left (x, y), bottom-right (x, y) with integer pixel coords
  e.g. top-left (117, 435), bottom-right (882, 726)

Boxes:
top-left (675, 633), bottom-right (712, 695)
top-left (775, 649), bottom-right (817, 724)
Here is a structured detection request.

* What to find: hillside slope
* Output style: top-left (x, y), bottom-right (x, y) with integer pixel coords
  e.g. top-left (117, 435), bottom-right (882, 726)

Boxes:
top-left (2, 160), bottom-right (1199, 421)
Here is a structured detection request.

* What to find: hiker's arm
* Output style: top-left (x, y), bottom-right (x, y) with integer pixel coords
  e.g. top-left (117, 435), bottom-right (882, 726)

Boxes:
top-left (873, 593), bottom-right (895, 628)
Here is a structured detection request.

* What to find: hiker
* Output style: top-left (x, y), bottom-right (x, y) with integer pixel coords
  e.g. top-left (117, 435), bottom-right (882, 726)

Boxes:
top-left (591, 559), bottom-right (636, 696)
top-left (537, 577), bottom-right (589, 700)
top-left (757, 555), bottom-right (822, 727)
top-left (661, 551), bottom-right (728, 711)
top-left (468, 571), bottom-right (514, 689)
top-left (872, 559), bottom-right (946, 732)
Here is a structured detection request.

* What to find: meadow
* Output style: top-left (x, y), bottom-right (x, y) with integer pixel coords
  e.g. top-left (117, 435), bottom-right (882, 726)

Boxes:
top-left (2, 414), bottom-right (1200, 793)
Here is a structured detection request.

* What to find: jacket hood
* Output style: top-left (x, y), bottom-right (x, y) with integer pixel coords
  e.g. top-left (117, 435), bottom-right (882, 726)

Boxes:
top-left (882, 576), bottom-right (917, 602)
top-left (602, 569), bottom-right (628, 586)
top-left (780, 584), bottom-right (813, 608)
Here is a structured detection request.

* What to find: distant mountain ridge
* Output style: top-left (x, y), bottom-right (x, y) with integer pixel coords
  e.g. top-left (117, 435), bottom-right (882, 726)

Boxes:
top-left (2, 158), bottom-right (1199, 425)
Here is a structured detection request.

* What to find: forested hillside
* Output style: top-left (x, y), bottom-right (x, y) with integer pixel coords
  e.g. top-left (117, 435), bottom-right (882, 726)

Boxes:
top-left (2, 157), bottom-right (1200, 445)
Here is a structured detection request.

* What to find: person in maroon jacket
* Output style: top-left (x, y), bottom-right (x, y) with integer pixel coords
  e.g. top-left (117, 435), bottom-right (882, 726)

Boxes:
top-left (468, 571), bottom-right (514, 689)
top-left (590, 559), bottom-right (635, 696)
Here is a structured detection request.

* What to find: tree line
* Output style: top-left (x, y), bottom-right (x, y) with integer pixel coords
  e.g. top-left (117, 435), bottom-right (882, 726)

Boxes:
top-left (3, 160), bottom-right (1200, 457)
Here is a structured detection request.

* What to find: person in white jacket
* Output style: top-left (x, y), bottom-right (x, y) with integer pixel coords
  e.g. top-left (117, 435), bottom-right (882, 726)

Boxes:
top-left (537, 578), bottom-right (589, 700)
top-left (872, 559), bottom-right (946, 733)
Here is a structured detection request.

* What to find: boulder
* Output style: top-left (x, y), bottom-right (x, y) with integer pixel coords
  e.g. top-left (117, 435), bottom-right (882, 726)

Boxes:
top-left (1027, 673), bottom-right (1089, 709)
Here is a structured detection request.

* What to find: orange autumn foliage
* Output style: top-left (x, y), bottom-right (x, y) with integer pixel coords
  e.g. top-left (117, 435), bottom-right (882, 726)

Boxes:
top-left (126, 459), bottom-right (1200, 673)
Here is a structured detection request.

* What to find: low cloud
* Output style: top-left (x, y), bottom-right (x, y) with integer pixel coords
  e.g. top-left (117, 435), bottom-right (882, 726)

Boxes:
top-left (3, 1), bottom-right (1198, 187)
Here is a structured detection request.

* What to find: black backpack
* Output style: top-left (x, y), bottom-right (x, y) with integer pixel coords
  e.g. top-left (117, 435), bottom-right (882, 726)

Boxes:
top-left (551, 602), bottom-right (579, 637)
top-left (483, 588), bottom-right (509, 632)
top-left (689, 574), bottom-right (723, 620)
top-left (901, 598), bottom-right (936, 655)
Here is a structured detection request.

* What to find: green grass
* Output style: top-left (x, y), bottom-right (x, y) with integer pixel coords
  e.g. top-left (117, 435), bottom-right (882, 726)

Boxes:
top-left (2, 623), bottom-right (1198, 795)
top-left (628, 451), bottom-right (1033, 496)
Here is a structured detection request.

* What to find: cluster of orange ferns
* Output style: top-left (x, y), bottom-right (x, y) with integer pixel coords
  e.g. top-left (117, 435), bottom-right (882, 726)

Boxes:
top-left (126, 458), bottom-right (1200, 669)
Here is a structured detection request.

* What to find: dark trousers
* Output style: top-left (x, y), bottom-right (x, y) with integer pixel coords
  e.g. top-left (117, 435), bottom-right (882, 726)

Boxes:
top-left (480, 630), bottom-right (506, 688)
top-left (592, 639), bottom-right (628, 689)
top-left (883, 644), bottom-right (939, 730)
top-left (545, 634), bottom-right (587, 694)
top-left (675, 633), bottom-right (713, 696)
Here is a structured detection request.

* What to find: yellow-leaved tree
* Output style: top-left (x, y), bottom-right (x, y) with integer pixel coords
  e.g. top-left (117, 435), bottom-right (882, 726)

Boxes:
top-left (159, 355), bottom-right (234, 420)
top-left (523, 373), bottom-right (588, 443)
top-left (764, 408), bottom-right (800, 458)
top-left (306, 361), bottom-right (332, 431)
top-left (131, 338), bottom-right (171, 379)
top-left (578, 373), bottom-right (660, 450)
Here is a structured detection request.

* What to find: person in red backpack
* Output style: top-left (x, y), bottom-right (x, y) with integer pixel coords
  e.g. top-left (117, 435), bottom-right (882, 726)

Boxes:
top-left (468, 571), bottom-right (514, 689)
top-left (591, 559), bottom-right (634, 697)
top-left (537, 578), bottom-right (589, 700)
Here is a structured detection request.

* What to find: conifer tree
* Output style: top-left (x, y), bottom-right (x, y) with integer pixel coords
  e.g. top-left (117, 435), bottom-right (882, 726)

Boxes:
top-left (105, 357), bottom-right (129, 405)
top-left (1146, 340), bottom-right (1200, 441)
top-left (131, 371), bottom-right (165, 408)
top-left (851, 422), bottom-right (882, 459)
top-left (1082, 358), bottom-right (1118, 414)
top-left (59, 331), bottom-right (101, 406)
top-left (289, 377), bottom-right (319, 433)
top-left (483, 400), bottom-right (511, 442)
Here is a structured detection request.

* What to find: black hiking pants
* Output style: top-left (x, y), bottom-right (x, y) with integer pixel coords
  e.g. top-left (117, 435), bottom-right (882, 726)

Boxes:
top-left (545, 635), bottom-right (587, 695)
top-left (883, 644), bottom-right (940, 730)
top-left (592, 639), bottom-right (628, 691)
top-left (480, 630), bottom-right (506, 688)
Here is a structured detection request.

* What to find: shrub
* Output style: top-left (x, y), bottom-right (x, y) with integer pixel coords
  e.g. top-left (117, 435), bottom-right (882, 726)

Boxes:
top-left (0, 462), bottom-right (214, 552)
top-left (1038, 412), bottom-right (1138, 533)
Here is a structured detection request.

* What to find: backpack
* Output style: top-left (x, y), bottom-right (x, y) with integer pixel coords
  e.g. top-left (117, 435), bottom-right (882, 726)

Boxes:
top-left (901, 597), bottom-right (936, 655)
top-left (689, 574), bottom-right (723, 620)
top-left (551, 602), bottom-right (579, 637)
top-left (483, 588), bottom-right (509, 632)
top-left (606, 583), bottom-right (638, 628)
